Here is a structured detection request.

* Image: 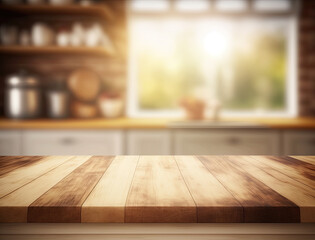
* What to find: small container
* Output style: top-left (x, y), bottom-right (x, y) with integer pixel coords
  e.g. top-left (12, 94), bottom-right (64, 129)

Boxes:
top-left (46, 79), bottom-right (69, 119)
top-left (5, 71), bottom-right (42, 119)
top-left (46, 90), bottom-right (69, 119)
top-left (56, 31), bottom-right (70, 46)
top-left (70, 22), bottom-right (85, 46)
top-left (99, 93), bottom-right (123, 118)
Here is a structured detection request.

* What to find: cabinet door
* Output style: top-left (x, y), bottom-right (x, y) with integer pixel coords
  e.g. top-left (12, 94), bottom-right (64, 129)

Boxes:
top-left (283, 130), bottom-right (315, 155)
top-left (126, 130), bottom-right (171, 155)
top-left (174, 129), bottom-right (280, 155)
top-left (22, 130), bottom-right (124, 155)
top-left (0, 130), bottom-right (21, 155)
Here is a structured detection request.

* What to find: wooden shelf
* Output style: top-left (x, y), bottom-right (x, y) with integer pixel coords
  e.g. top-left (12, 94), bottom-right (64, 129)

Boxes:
top-left (0, 46), bottom-right (114, 56)
top-left (0, 4), bottom-right (113, 20)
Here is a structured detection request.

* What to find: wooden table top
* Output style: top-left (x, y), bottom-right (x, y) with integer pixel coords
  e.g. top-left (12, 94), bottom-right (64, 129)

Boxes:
top-left (0, 155), bottom-right (314, 223)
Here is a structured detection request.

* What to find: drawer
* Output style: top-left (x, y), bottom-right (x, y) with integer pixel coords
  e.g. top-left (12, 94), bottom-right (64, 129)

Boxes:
top-left (283, 130), bottom-right (315, 155)
top-left (22, 130), bottom-right (124, 155)
top-left (174, 129), bottom-right (280, 155)
top-left (126, 130), bottom-right (171, 155)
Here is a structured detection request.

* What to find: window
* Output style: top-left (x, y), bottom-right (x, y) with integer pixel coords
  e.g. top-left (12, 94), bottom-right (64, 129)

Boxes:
top-left (215, 0), bottom-right (248, 12)
top-left (174, 0), bottom-right (210, 12)
top-left (128, 0), bottom-right (297, 118)
top-left (253, 0), bottom-right (292, 12)
top-left (130, 0), bottom-right (170, 12)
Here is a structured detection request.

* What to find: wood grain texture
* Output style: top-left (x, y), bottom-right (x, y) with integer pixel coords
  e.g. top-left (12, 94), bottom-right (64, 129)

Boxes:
top-left (291, 156), bottom-right (315, 165)
top-left (0, 156), bottom-right (43, 176)
top-left (225, 156), bottom-right (315, 223)
top-left (82, 156), bottom-right (139, 223)
top-left (125, 156), bottom-right (196, 223)
top-left (28, 156), bottom-right (113, 223)
top-left (198, 156), bottom-right (300, 223)
top-left (251, 156), bottom-right (315, 189)
top-left (175, 156), bottom-right (242, 223)
top-left (0, 156), bottom-right (91, 223)
top-left (0, 155), bottom-right (314, 223)
top-left (0, 156), bottom-right (72, 198)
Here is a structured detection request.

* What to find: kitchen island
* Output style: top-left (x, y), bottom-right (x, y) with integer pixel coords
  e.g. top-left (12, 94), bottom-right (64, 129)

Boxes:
top-left (0, 155), bottom-right (314, 239)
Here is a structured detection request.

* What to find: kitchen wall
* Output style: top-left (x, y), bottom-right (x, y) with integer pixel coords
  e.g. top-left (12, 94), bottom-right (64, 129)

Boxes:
top-left (299, 0), bottom-right (315, 116)
top-left (0, 0), bottom-right (127, 117)
top-left (0, 0), bottom-right (314, 157)
top-left (0, 0), bottom-right (314, 118)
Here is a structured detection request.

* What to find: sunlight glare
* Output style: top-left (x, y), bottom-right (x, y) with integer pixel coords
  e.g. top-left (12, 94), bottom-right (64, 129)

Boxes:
top-left (203, 30), bottom-right (231, 58)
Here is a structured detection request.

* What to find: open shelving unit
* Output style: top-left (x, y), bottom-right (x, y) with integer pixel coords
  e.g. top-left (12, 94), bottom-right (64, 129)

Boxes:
top-left (0, 1), bottom-right (127, 121)
top-left (0, 46), bottom-right (114, 56)
top-left (0, 4), bottom-right (114, 20)
top-left (0, 3), bottom-right (118, 56)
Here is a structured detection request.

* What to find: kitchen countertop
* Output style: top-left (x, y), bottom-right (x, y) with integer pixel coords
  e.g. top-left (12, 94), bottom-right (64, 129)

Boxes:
top-left (0, 117), bottom-right (315, 129)
top-left (0, 155), bottom-right (314, 223)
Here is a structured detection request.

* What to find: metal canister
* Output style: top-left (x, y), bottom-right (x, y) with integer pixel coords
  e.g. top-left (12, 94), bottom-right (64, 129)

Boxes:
top-left (46, 89), bottom-right (69, 119)
top-left (4, 71), bottom-right (42, 119)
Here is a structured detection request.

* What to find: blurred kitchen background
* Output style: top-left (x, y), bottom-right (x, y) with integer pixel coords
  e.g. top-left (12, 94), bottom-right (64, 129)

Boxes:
top-left (0, 0), bottom-right (314, 156)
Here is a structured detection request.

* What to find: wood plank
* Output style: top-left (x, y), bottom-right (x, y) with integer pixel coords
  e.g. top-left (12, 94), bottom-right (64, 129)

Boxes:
top-left (272, 156), bottom-right (315, 171)
top-left (225, 156), bottom-right (315, 223)
top-left (0, 46), bottom-right (114, 56)
top-left (291, 156), bottom-right (315, 165)
top-left (125, 156), bottom-right (196, 223)
top-left (28, 156), bottom-right (113, 223)
top-left (2, 233), bottom-right (315, 240)
top-left (1, 223), bottom-right (315, 235)
top-left (0, 156), bottom-right (73, 198)
top-left (0, 5), bottom-right (114, 20)
top-left (0, 156), bottom-right (91, 223)
top-left (0, 156), bottom-right (43, 176)
top-left (250, 156), bottom-right (315, 189)
top-left (82, 156), bottom-right (139, 223)
top-left (0, 156), bottom-right (27, 163)
top-left (175, 156), bottom-right (243, 223)
top-left (198, 156), bottom-right (300, 223)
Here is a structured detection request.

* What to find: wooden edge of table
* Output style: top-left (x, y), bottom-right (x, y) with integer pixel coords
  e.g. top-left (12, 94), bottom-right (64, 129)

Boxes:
top-left (0, 223), bottom-right (315, 235)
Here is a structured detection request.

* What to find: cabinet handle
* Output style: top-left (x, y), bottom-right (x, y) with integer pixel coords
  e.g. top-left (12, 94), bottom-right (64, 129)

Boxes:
top-left (227, 137), bottom-right (241, 145)
top-left (60, 138), bottom-right (76, 145)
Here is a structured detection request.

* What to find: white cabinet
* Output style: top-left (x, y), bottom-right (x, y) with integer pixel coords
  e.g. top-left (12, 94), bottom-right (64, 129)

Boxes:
top-left (22, 130), bottom-right (124, 155)
top-left (174, 129), bottom-right (280, 155)
top-left (283, 130), bottom-right (315, 155)
top-left (2, 127), bottom-right (314, 156)
top-left (0, 130), bottom-right (21, 155)
top-left (126, 130), bottom-right (172, 155)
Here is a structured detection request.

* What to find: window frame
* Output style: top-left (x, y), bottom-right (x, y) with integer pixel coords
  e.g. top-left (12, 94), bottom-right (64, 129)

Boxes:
top-left (127, 0), bottom-right (299, 118)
